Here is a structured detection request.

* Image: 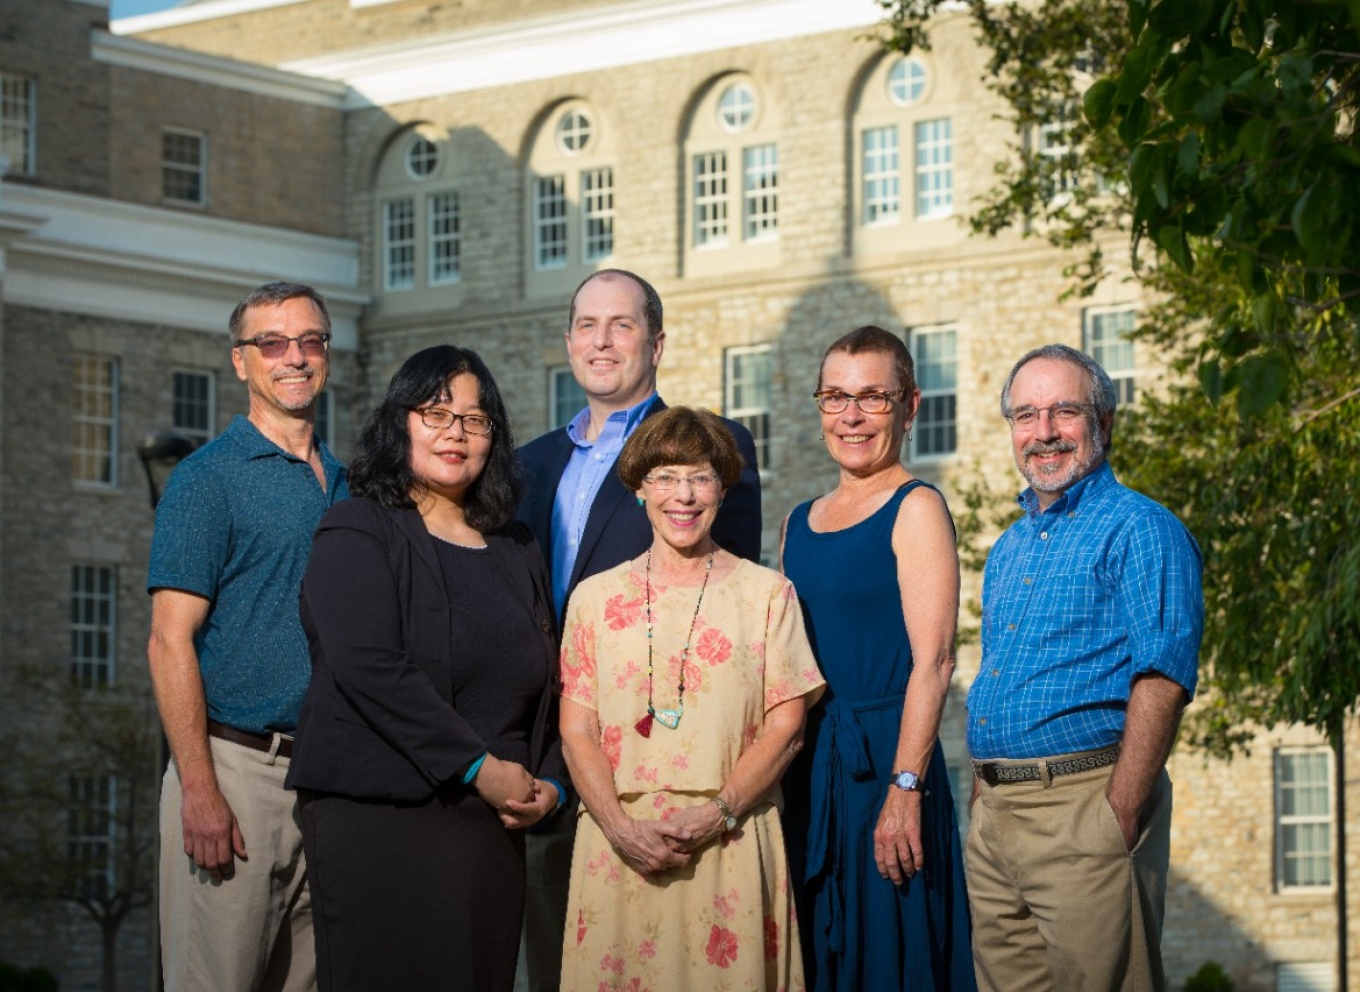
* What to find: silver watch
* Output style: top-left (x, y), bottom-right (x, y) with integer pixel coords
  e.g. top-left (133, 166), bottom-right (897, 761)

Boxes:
top-left (712, 795), bottom-right (737, 831)
top-left (892, 770), bottom-right (921, 792)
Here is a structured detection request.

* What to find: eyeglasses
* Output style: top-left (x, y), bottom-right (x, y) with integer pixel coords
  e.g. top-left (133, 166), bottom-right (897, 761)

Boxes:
top-left (234, 332), bottom-right (331, 359)
top-left (1006, 402), bottom-right (1095, 429)
top-left (642, 472), bottom-right (721, 493)
top-left (415, 407), bottom-right (494, 436)
top-left (813, 389), bottom-right (904, 415)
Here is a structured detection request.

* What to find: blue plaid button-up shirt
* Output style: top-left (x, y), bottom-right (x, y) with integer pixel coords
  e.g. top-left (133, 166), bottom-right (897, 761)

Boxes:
top-left (967, 460), bottom-right (1203, 760)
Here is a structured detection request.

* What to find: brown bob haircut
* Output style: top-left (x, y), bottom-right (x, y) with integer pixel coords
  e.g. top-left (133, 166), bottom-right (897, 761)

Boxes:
top-left (616, 406), bottom-right (744, 491)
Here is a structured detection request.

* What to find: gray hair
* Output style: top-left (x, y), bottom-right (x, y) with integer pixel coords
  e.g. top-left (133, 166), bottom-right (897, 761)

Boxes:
top-left (229, 282), bottom-right (331, 344)
top-left (1000, 343), bottom-right (1118, 435)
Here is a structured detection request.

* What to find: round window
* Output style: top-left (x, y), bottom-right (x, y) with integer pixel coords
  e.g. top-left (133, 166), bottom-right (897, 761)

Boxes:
top-left (405, 136), bottom-right (439, 178)
top-left (717, 82), bottom-right (757, 133)
top-left (556, 109), bottom-right (594, 155)
top-left (887, 57), bottom-right (927, 106)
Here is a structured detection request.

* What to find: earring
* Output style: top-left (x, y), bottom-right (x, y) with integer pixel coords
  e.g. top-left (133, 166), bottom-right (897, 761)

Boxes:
top-left (636, 496), bottom-right (645, 507)
top-left (819, 432), bottom-right (825, 440)
top-left (908, 429), bottom-right (914, 442)
top-left (718, 499), bottom-right (724, 509)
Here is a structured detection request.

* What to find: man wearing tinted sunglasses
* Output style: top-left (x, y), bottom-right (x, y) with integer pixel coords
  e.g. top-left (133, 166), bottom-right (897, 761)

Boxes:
top-left (147, 282), bottom-right (349, 992)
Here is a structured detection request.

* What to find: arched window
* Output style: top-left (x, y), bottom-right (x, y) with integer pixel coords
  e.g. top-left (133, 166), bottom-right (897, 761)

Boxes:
top-left (373, 126), bottom-right (462, 295)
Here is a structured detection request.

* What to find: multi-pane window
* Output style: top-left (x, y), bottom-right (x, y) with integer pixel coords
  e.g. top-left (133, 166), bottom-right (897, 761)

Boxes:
top-left (693, 152), bottom-right (729, 248)
top-left (71, 565), bottom-right (116, 688)
top-left (534, 174), bottom-right (569, 270)
top-left (68, 776), bottom-right (117, 902)
top-left (162, 128), bottom-right (206, 205)
top-left (725, 345), bottom-right (772, 472)
top-left (582, 167), bottom-right (615, 262)
top-left (1275, 748), bottom-right (1332, 890)
top-left (1085, 306), bottom-right (1136, 406)
top-left (383, 198), bottom-right (416, 290)
top-left (429, 192), bottom-right (461, 286)
top-left (718, 82), bottom-right (757, 132)
top-left (314, 390), bottom-right (333, 449)
top-left (172, 371), bottom-right (214, 446)
top-left (914, 118), bottom-right (953, 219)
top-left (556, 109), bottom-right (593, 154)
top-left (1276, 962), bottom-right (1335, 992)
top-left (742, 145), bottom-right (778, 242)
top-left (1037, 108), bottom-right (1079, 199)
top-left (1, 73), bottom-right (35, 176)
top-left (406, 137), bottom-right (438, 178)
top-left (887, 57), bottom-right (927, 106)
top-left (74, 355), bottom-right (117, 485)
top-left (550, 367), bottom-right (588, 431)
top-left (862, 126), bottom-right (900, 225)
top-left (911, 327), bottom-right (957, 458)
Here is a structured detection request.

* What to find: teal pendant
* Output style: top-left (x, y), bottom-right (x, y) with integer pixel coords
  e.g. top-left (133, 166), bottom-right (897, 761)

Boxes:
top-left (654, 708), bottom-right (682, 730)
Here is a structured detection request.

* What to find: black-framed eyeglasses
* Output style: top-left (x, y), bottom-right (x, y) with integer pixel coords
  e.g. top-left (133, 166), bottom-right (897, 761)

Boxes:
top-left (1005, 402), bottom-right (1095, 429)
top-left (234, 332), bottom-right (331, 359)
top-left (415, 407), bottom-right (494, 436)
top-left (813, 388), bottom-right (905, 415)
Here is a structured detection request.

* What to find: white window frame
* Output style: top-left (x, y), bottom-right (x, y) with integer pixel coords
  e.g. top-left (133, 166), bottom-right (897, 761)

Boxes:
top-left (405, 136), bottom-right (439, 179)
top-left (556, 109), bottom-right (594, 154)
top-left (581, 166), bottom-right (615, 263)
top-left (1276, 961), bottom-right (1336, 992)
top-left (1275, 747), bottom-right (1333, 891)
top-left (549, 366), bottom-right (587, 431)
top-left (914, 118), bottom-right (953, 219)
top-left (71, 564), bottom-right (116, 689)
top-left (887, 56), bottom-right (927, 107)
top-left (68, 776), bottom-right (117, 902)
top-left (862, 126), bottom-right (901, 226)
top-left (74, 354), bottom-right (118, 487)
top-left (533, 174), bottom-right (569, 271)
top-left (1084, 305), bottom-right (1136, 407)
top-left (172, 370), bottom-right (215, 447)
top-left (724, 344), bottom-right (773, 473)
top-left (742, 145), bottom-right (779, 242)
top-left (382, 198), bottom-right (416, 291)
top-left (910, 325), bottom-right (957, 460)
top-left (1037, 105), bottom-right (1080, 201)
top-left (718, 82), bottom-right (757, 133)
top-left (693, 151), bottom-right (729, 248)
top-left (428, 191), bottom-right (461, 286)
top-left (0, 72), bottom-right (36, 177)
top-left (161, 127), bottom-right (206, 206)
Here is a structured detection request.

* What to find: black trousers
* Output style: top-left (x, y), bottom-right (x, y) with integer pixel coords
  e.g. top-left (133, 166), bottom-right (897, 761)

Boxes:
top-left (299, 787), bottom-right (526, 992)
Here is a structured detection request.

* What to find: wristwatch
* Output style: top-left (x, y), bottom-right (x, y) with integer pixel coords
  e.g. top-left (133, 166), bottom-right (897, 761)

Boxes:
top-left (891, 770), bottom-right (922, 792)
top-left (712, 795), bottom-right (738, 831)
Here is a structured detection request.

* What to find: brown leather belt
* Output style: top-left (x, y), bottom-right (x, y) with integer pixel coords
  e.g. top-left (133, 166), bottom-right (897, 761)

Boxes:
top-left (974, 745), bottom-right (1119, 786)
top-left (207, 719), bottom-right (294, 760)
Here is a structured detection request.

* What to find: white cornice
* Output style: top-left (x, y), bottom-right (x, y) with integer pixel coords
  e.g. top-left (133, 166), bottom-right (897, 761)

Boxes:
top-left (294, 0), bottom-right (888, 109)
top-left (92, 31), bottom-right (348, 108)
top-left (0, 184), bottom-right (365, 345)
top-left (110, 0), bottom-right (309, 35)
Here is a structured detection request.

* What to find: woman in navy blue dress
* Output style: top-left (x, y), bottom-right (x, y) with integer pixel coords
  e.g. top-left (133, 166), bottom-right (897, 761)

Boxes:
top-left (781, 326), bottom-right (975, 991)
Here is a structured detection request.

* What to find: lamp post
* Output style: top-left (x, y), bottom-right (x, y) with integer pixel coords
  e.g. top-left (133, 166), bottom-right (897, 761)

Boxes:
top-left (136, 431), bottom-right (195, 508)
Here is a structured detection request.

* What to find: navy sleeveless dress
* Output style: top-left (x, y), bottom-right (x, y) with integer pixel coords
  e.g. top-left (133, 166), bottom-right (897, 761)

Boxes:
top-left (782, 481), bottom-right (976, 992)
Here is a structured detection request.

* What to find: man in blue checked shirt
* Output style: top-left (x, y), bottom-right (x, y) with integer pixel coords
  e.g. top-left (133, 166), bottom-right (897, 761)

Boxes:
top-left (966, 343), bottom-right (1203, 992)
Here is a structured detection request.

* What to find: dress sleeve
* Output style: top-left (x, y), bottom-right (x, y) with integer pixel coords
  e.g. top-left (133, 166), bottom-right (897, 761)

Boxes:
top-left (762, 575), bottom-right (826, 711)
top-left (559, 588), bottom-right (600, 710)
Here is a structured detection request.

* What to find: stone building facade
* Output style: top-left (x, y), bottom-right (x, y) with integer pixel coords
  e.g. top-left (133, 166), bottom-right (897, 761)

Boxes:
top-left (0, 0), bottom-right (1353, 989)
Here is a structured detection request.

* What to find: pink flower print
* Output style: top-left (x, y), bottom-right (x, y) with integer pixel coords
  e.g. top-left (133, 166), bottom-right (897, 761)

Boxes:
top-left (560, 623), bottom-right (597, 700)
top-left (633, 764), bottom-right (659, 785)
top-left (576, 909), bottom-right (588, 946)
top-left (696, 628), bottom-right (732, 666)
top-left (765, 679), bottom-right (795, 708)
top-left (652, 793), bottom-right (669, 810)
top-left (748, 638), bottom-right (767, 662)
top-left (705, 924), bottom-right (739, 969)
top-left (765, 916), bottom-right (780, 961)
top-left (587, 849), bottom-right (612, 877)
top-left (713, 887), bottom-right (740, 919)
top-left (802, 665), bottom-right (820, 686)
top-left (671, 752), bottom-right (689, 771)
top-left (614, 659), bottom-right (640, 692)
top-left (601, 724), bottom-right (623, 772)
top-left (600, 953), bottom-right (625, 975)
top-left (622, 978), bottom-right (646, 992)
top-left (638, 940), bottom-right (657, 960)
top-left (604, 594), bottom-right (643, 630)
top-left (743, 721), bottom-right (760, 748)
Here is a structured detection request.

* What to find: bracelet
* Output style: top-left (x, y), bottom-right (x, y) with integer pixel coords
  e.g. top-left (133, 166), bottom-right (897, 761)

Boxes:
top-left (711, 795), bottom-right (737, 831)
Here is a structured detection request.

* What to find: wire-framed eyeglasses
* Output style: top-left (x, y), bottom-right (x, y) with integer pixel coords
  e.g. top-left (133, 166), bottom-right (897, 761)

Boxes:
top-left (1005, 402), bottom-right (1094, 429)
top-left (642, 472), bottom-right (722, 493)
top-left (414, 407), bottom-right (494, 436)
top-left (234, 332), bottom-right (331, 359)
top-left (813, 388), bottom-right (905, 415)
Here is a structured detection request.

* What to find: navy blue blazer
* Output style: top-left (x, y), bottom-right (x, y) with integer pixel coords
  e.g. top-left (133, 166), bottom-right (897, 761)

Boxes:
top-left (516, 398), bottom-right (763, 611)
top-left (286, 498), bottom-right (567, 802)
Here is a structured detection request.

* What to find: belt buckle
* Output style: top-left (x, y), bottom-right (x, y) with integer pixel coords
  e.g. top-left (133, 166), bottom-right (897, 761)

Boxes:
top-left (977, 763), bottom-right (1001, 787)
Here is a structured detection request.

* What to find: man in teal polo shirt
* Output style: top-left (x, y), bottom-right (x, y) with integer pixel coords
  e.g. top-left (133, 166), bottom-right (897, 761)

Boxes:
top-left (147, 282), bottom-right (347, 992)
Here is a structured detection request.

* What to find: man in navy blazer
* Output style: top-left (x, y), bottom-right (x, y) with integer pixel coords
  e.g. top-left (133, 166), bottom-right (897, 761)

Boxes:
top-left (515, 268), bottom-right (762, 992)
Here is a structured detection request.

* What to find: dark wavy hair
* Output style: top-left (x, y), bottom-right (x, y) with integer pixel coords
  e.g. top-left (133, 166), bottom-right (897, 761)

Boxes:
top-left (616, 407), bottom-right (743, 490)
top-left (818, 325), bottom-right (917, 396)
top-left (349, 346), bottom-right (521, 530)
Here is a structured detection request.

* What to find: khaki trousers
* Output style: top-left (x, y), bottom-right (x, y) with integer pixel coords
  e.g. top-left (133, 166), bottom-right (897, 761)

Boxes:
top-left (160, 735), bottom-right (314, 992)
top-left (965, 759), bottom-right (1171, 992)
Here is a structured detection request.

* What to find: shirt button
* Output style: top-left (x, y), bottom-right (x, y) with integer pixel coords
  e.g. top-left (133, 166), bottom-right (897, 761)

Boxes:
top-left (1007, 623), bottom-right (1016, 631)
top-left (992, 669), bottom-right (1000, 676)
top-left (1022, 577), bottom-right (1033, 585)
top-left (978, 717), bottom-right (987, 725)
top-left (1040, 532), bottom-right (1049, 540)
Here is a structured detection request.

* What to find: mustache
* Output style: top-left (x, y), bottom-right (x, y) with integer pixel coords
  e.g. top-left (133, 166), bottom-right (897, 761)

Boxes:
top-left (1023, 439), bottom-right (1077, 457)
top-left (270, 365), bottom-right (316, 381)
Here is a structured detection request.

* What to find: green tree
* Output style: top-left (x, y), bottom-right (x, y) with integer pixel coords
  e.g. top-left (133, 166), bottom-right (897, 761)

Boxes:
top-left (876, 0), bottom-right (1360, 986)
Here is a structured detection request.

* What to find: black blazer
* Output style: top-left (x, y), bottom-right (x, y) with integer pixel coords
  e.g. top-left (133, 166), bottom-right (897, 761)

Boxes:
top-left (516, 398), bottom-right (763, 609)
top-left (286, 498), bottom-right (567, 802)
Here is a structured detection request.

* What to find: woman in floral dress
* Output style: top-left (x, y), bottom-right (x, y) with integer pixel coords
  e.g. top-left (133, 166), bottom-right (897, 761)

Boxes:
top-left (558, 406), bottom-right (825, 992)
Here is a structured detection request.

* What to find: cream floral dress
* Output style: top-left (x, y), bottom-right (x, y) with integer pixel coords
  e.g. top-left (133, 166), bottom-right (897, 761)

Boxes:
top-left (559, 557), bottom-right (825, 992)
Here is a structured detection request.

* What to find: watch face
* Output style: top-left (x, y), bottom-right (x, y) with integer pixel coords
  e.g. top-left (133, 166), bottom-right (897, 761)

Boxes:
top-left (894, 771), bottom-right (919, 791)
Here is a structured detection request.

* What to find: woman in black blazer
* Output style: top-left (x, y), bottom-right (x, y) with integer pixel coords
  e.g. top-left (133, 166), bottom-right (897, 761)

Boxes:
top-left (287, 345), bottom-right (568, 992)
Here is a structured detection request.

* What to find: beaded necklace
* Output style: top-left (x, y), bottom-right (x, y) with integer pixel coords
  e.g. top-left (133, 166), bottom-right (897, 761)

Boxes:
top-left (635, 548), bottom-right (713, 738)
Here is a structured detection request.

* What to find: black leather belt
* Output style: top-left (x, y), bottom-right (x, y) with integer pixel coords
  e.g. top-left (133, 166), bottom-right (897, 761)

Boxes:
top-left (207, 719), bottom-right (294, 760)
top-left (974, 745), bottom-right (1119, 786)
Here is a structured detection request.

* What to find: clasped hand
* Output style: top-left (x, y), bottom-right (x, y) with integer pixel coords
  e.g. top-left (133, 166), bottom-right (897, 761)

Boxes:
top-left (474, 754), bottom-right (558, 829)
